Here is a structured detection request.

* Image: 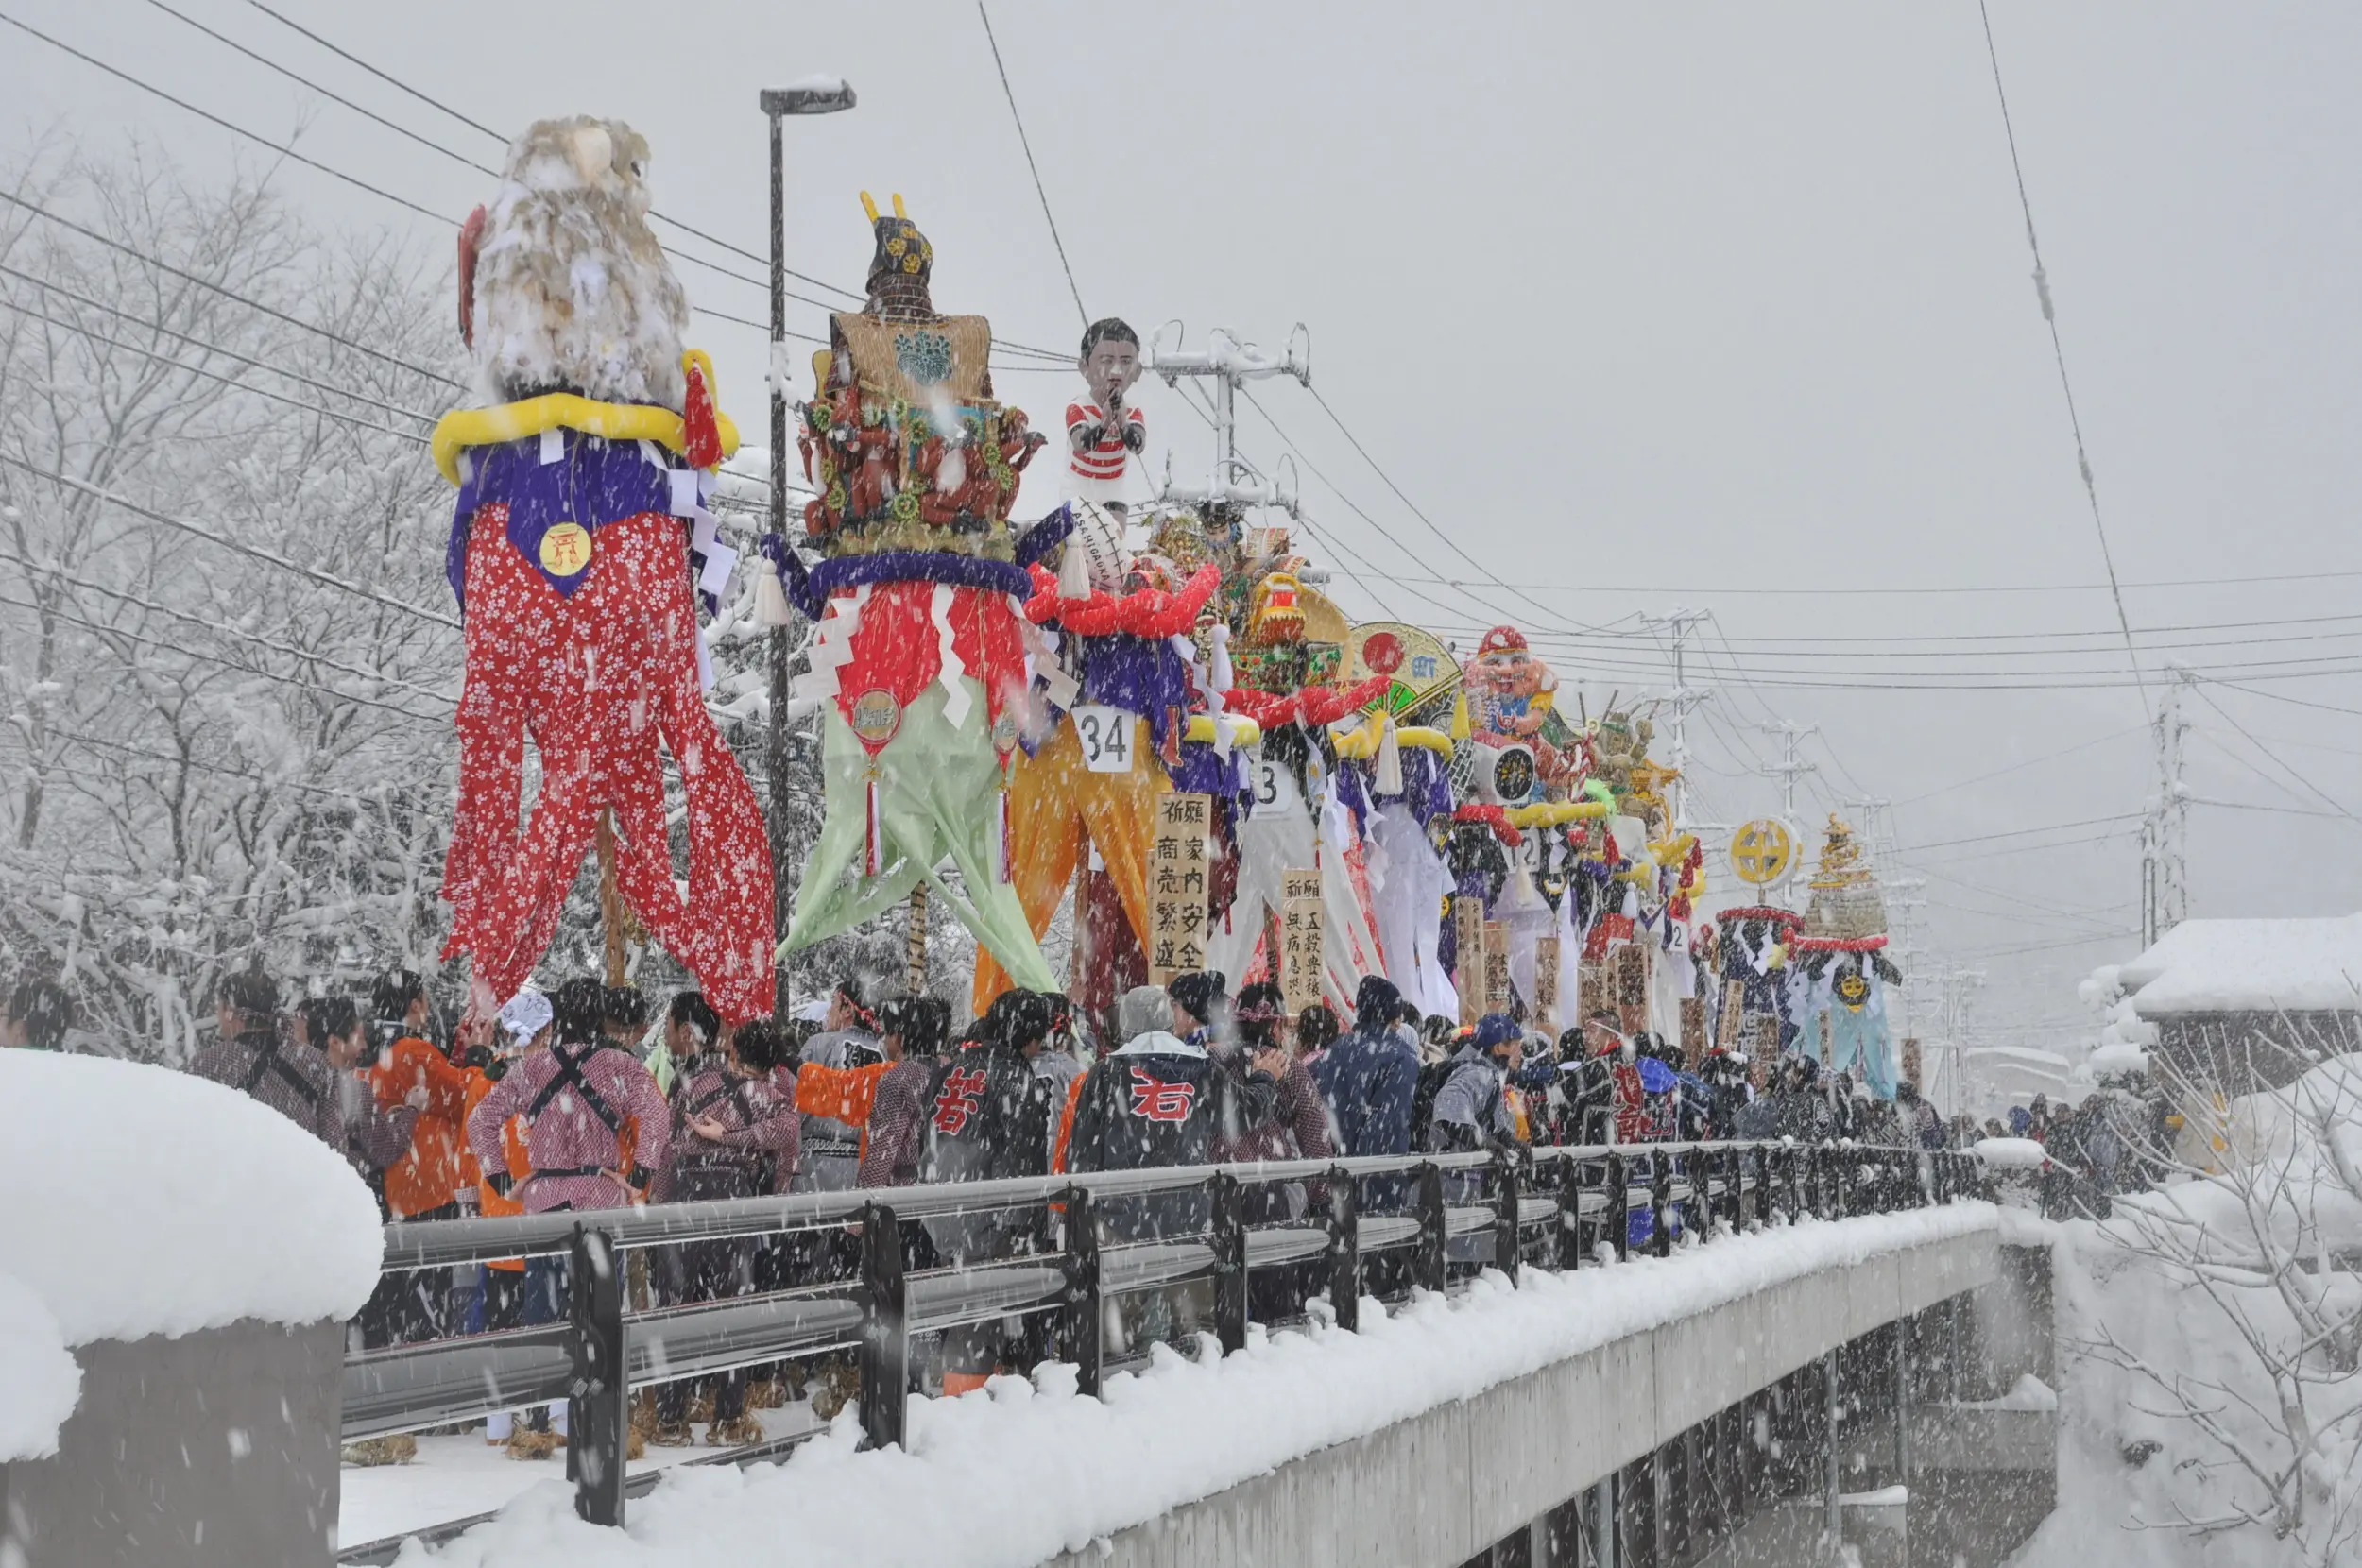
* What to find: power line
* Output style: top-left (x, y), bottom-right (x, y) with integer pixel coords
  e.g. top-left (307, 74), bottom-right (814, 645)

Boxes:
top-left (0, 297), bottom-right (435, 447)
top-left (977, 2), bottom-right (1087, 330)
top-left (0, 190), bottom-right (467, 389)
top-left (1300, 381), bottom-right (1601, 639)
top-left (1, 263), bottom-right (439, 424)
top-left (0, 9), bottom-right (455, 225)
top-left (0, 457), bottom-right (459, 629)
top-left (2192, 686), bottom-right (2362, 826)
top-left (1354, 564), bottom-right (2362, 599)
top-left (1974, 0), bottom-right (2146, 707)
top-left (0, 590), bottom-right (448, 725)
top-left (1891, 724), bottom-right (2148, 805)
top-left (138, 0), bottom-right (498, 178)
top-left (2201, 679), bottom-right (2362, 723)
top-left (1, 548), bottom-right (455, 708)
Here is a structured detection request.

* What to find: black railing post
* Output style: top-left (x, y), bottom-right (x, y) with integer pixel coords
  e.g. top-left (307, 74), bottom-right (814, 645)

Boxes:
top-left (1492, 1145), bottom-right (1522, 1282)
top-left (1720, 1145), bottom-right (1742, 1234)
top-left (857, 1201), bottom-right (906, 1451)
top-left (1555, 1153), bottom-right (1586, 1272)
top-left (1211, 1171), bottom-right (1249, 1355)
top-left (566, 1224), bottom-right (627, 1527)
top-left (1607, 1151), bottom-right (1631, 1261)
top-left (1056, 1185), bottom-right (1103, 1397)
top-left (1326, 1166), bottom-right (1360, 1332)
top-left (1650, 1149), bottom-right (1673, 1257)
top-left (1413, 1163), bottom-right (1447, 1292)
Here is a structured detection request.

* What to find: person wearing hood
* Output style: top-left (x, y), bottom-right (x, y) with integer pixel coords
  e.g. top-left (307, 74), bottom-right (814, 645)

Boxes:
top-left (1065, 977), bottom-right (1281, 1242)
top-left (916, 988), bottom-right (1058, 1397)
top-left (1065, 979), bottom-right (1281, 1355)
top-left (649, 997), bottom-right (795, 1448)
top-left (1428, 1013), bottom-right (1523, 1154)
top-left (1310, 977), bottom-right (1419, 1162)
top-left (1772, 1053), bottom-right (1838, 1142)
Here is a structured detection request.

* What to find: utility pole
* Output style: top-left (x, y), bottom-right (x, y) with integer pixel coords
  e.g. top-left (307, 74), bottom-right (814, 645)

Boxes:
top-left (1146, 322), bottom-right (1312, 516)
top-left (2141, 665), bottom-right (2195, 947)
top-left (761, 78), bottom-right (857, 1005)
top-left (1757, 719), bottom-right (1819, 821)
top-left (1640, 608), bottom-right (1711, 831)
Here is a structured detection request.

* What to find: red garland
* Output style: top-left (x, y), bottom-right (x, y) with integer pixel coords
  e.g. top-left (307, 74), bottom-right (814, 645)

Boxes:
top-left (1025, 561), bottom-right (1221, 638)
top-left (1222, 673), bottom-right (1392, 731)
top-left (1719, 906), bottom-right (1805, 925)
top-left (1451, 801), bottom-right (1524, 849)
top-left (1788, 933), bottom-right (1890, 953)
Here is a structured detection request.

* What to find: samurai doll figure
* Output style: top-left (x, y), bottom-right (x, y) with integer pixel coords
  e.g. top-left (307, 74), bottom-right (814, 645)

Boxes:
top-left (772, 195), bottom-right (1058, 990)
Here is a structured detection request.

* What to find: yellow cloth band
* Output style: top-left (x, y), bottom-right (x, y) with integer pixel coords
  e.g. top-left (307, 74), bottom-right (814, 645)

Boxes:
top-left (432, 394), bottom-right (741, 486)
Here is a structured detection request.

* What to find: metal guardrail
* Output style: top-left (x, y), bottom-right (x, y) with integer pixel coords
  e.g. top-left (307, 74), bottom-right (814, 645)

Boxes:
top-left (337, 1139), bottom-right (1977, 1557)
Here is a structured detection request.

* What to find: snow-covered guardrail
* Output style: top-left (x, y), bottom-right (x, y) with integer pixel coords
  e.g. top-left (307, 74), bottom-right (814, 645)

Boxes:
top-left (341, 1137), bottom-right (1981, 1554)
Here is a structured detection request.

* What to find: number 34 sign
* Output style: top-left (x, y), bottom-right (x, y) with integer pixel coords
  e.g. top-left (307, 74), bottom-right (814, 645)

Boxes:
top-left (1070, 705), bottom-right (1136, 773)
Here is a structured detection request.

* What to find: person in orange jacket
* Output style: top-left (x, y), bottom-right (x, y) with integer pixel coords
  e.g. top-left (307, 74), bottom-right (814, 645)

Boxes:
top-left (359, 969), bottom-right (477, 1345)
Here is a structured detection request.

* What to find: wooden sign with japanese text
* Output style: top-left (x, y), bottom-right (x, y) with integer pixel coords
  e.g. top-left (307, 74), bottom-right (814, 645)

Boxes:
top-left (1279, 869), bottom-right (1325, 1014)
top-left (1149, 792), bottom-right (1212, 985)
top-left (1482, 920), bottom-right (1512, 1017)
top-left (1455, 897), bottom-right (1487, 1026)
top-left (1532, 935), bottom-right (1561, 1035)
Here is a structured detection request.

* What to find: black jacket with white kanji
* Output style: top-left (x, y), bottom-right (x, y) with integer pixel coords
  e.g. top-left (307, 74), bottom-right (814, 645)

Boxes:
top-left (1066, 1031), bottom-right (1276, 1242)
top-left (914, 1042), bottom-right (1053, 1262)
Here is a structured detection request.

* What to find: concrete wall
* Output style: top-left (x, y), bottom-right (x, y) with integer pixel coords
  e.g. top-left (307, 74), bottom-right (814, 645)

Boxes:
top-left (0, 1318), bottom-right (345, 1568)
top-left (1044, 1229), bottom-right (2000, 1568)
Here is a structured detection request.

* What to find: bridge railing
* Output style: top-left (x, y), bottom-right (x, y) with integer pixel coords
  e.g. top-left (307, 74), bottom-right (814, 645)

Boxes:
top-left (340, 1138), bottom-right (1979, 1546)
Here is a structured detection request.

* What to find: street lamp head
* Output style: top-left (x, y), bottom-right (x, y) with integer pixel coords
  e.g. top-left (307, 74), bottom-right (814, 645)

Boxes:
top-left (761, 78), bottom-right (857, 117)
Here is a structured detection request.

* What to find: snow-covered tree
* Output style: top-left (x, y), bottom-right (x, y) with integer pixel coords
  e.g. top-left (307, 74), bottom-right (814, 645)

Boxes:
top-left (2052, 1031), bottom-right (2362, 1565)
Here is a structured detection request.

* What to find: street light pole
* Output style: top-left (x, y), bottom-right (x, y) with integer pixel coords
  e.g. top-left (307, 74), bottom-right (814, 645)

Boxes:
top-left (762, 78), bottom-right (856, 1010)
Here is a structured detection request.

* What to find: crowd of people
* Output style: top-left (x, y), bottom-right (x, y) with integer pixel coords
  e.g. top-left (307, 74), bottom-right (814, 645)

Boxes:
top-left (0, 961), bottom-right (2031, 1462)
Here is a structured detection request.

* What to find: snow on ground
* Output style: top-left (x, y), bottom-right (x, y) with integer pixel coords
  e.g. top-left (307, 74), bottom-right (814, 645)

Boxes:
top-left (0, 1271), bottom-right (79, 1461)
top-left (341, 1404), bottom-right (825, 1550)
top-left (392, 1202), bottom-right (1994, 1568)
top-left (0, 1050), bottom-right (383, 1345)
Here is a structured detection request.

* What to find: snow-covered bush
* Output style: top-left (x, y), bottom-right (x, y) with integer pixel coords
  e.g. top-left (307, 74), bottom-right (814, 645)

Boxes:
top-left (2032, 1043), bottom-right (2362, 1565)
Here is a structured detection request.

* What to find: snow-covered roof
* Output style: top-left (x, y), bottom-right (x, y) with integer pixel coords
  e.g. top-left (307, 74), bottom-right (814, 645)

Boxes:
top-left (0, 1051), bottom-right (384, 1351)
top-left (2119, 913), bottom-right (2362, 1015)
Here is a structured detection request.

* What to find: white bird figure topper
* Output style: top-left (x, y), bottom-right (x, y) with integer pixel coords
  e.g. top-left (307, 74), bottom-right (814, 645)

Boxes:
top-left (457, 116), bottom-right (689, 411)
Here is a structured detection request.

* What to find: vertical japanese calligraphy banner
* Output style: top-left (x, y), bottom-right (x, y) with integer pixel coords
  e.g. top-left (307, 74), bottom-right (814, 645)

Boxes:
top-left (1482, 919), bottom-right (1512, 1016)
top-left (1150, 792), bottom-right (1212, 986)
top-left (1455, 897), bottom-right (1487, 1027)
top-left (1532, 934), bottom-right (1560, 1034)
top-left (1279, 869), bottom-right (1325, 1014)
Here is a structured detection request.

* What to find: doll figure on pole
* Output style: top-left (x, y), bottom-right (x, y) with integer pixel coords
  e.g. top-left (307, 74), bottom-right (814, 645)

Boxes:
top-left (1065, 317), bottom-right (1146, 510)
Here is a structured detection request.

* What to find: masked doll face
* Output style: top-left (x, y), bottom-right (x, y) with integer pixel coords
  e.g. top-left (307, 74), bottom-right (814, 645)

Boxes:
top-left (1478, 645), bottom-right (1543, 698)
top-left (1082, 334), bottom-right (1141, 407)
top-left (1836, 970), bottom-right (1871, 1011)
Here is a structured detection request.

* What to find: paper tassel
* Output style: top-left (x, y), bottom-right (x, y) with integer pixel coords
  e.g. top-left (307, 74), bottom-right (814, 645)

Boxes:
top-left (1208, 622), bottom-right (1233, 692)
top-left (753, 566), bottom-right (795, 627)
top-left (864, 775), bottom-right (884, 878)
top-left (1056, 533), bottom-right (1090, 599)
top-left (995, 787), bottom-right (1014, 883)
top-left (1375, 716), bottom-right (1404, 796)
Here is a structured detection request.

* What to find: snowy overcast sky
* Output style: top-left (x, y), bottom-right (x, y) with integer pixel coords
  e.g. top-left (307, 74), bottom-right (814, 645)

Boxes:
top-left (6, 0), bottom-right (2358, 1064)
